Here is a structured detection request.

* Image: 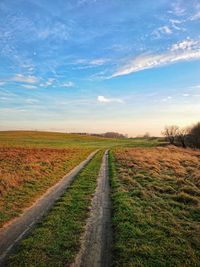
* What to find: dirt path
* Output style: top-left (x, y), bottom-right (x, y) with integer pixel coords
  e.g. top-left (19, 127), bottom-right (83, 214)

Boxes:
top-left (0, 150), bottom-right (98, 266)
top-left (71, 150), bottom-right (112, 267)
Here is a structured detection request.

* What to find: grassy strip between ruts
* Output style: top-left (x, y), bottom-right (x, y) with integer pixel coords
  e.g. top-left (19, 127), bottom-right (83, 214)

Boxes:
top-left (7, 150), bottom-right (103, 267)
top-left (109, 148), bottom-right (200, 267)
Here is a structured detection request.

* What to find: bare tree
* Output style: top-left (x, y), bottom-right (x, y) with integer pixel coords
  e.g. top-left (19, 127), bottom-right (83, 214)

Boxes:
top-left (176, 127), bottom-right (189, 148)
top-left (162, 125), bottom-right (179, 145)
top-left (189, 122), bottom-right (200, 148)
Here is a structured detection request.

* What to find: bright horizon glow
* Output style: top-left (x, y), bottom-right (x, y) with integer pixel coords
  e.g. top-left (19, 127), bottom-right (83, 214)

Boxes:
top-left (0, 0), bottom-right (200, 136)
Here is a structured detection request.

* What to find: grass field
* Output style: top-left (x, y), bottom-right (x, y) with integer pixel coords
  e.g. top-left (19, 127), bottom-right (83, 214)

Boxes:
top-left (2, 130), bottom-right (187, 267)
top-left (0, 130), bottom-right (161, 148)
top-left (0, 146), bottom-right (92, 228)
top-left (0, 131), bottom-right (161, 229)
top-left (7, 151), bottom-right (103, 267)
top-left (109, 146), bottom-right (200, 266)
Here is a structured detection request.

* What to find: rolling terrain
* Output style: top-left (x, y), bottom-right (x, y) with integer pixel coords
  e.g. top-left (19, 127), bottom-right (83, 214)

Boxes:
top-left (1, 131), bottom-right (199, 266)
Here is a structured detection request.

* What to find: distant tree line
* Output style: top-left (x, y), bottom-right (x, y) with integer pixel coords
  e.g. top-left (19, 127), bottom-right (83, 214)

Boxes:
top-left (162, 122), bottom-right (200, 149)
top-left (71, 132), bottom-right (127, 139)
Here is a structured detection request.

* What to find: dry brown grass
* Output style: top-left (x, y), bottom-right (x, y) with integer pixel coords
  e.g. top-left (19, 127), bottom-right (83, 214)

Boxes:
top-left (0, 147), bottom-right (92, 227)
top-left (111, 146), bottom-right (200, 266)
top-left (0, 147), bottom-right (91, 195)
top-left (115, 146), bottom-right (200, 190)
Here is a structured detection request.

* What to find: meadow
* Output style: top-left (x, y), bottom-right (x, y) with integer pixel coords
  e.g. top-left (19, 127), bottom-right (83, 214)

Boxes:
top-left (110, 146), bottom-right (200, 266)
top-left (0, 131), bottom-right (160, 228)
top-left (2, 131), bottom-right (199, 267)
top-left (0, 130), bottom-right (161, 149)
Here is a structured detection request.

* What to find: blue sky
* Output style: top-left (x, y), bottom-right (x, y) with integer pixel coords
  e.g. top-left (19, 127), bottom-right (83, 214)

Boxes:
top-left (0, 0), bottom-right (200, 136)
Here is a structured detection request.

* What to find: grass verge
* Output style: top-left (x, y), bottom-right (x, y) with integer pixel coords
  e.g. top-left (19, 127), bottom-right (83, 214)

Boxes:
top-left (109, 147), bottom-right (200, 267)
top-left (7, 150), bottom-right (103, 267)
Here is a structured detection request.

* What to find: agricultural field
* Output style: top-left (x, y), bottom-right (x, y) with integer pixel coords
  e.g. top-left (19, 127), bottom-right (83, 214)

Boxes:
top-left (0, 131), bottom-right (161, 149)
top-left (0, 131), bottom-right (160, 228)
top-left (2, 131), bottom-right (199, 267)
top-left (7, 151), bottom-right (103, 266)
top-left (110, 146), bottom-right (200, 266)
top-left (0, 146), bottom-right (92, 227)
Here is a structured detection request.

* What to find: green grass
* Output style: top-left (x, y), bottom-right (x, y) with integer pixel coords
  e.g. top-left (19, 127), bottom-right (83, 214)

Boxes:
top-left (109, 149), bottom-right (200, 267)
top-left (0, 130), bottom-right (162, 149)
top-left (7, 151), bottom-right (103, 267)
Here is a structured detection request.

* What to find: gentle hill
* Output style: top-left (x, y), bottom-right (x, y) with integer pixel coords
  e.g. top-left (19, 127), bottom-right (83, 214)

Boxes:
top-left (0, 131), bottom-right (161, 148)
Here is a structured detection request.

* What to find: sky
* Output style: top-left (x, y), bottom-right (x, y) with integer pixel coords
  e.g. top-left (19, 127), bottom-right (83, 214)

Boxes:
top-left (0, 0), bottom-right (200, 136)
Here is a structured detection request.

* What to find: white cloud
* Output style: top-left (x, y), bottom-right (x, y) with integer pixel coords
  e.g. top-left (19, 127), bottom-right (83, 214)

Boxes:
top-left (12, 74), bottom-right (38, 84)
top-left (153, 26), bottom-right (172, 38)
top-left (182, 93), bottom-right (190, 97)
top-left (170, 19), bottom-right (184, 31)
top-left (171, 38), bottom-right (199, 51)
top-left (109, 39), bottom-right (200, 78)
top-left (62, 81), bottom-right (74, 88)
top-left (97, 95), bottom-right (124, 104)
top-left (89, 59), bottom-right (107, 66)
top-left (158, 26), bottom-right (172, 35)
top-left (162, 96), bottom-right (172, 102)
top-left (153, 20), bottom-right (184, 38)
top-left (40, 78), bottom-right (55, 87)
top-left (72, 58), bottom-right (108, 69)
top-left (21, 84), bottom-right (37, 89)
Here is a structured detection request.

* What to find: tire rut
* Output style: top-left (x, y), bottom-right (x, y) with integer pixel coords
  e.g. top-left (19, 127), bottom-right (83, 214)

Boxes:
top-left (71, 150), bottom-right (112, 267)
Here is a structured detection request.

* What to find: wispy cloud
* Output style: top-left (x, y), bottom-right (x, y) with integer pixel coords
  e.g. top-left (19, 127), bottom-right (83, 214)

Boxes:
top-left (21, 84), bottom-right (37, 89)
top-left (0, 107), bottom-right (26, 113)
top-left (97, 95), bottom-right (124, 104)
top-left (171, 2), bottom-right (186, 16)
top-left (25, 98), bottom-right (40, 104)
top-left (154, 26), bottom-right (172, 37)
top-left (171, 38), bottom-right (199, 51)
top-left (109, 38), bottom-right (200, 78)
top-left (62, 81), bottom-right (74, 88)
top-left (12, 74), bottom-right (39, 84)
top-left (162, 96), bottom-right (172, 102)
top-left (40, 78), bottom-right (55, 87)
top-left (89, 59), bottom-right (107, 66)
top-left (182, 93), bottom-right (190, 97)
top-left (190, 11), bottom-right (200, 21)
top-left (72, 58), bottom-right (108, 69)
top-left (152, 19), bottom-right (184, 38)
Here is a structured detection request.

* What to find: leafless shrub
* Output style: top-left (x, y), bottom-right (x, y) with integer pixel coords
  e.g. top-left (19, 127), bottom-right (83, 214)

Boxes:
top-left (176, 127), bottom-right (189, 148)
top-left (162, 125), bottom-right (179, 145)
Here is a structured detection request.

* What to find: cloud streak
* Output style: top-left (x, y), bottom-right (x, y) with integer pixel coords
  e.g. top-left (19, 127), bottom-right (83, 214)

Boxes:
top-left (97, 95), bottom-right (124, 104)
top-left (62, 81), bottom-right (74, 88)
top-left (12, 74), bottom-right (39, 84)
top-left (109, 39), bottom-right (200, 78)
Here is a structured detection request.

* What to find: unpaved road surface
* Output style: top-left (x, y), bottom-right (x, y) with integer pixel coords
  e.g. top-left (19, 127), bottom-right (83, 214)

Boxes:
top-left (72, 150), bottom-right (112, 267)
top-left (0, 150), bottom-right (98, 266)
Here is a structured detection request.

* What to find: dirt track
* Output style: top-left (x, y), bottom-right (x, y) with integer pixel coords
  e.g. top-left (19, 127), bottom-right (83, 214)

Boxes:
top-left (72, 150), bottom-right (112, 267)
top-left (0, 150), bottom-right (98, 266)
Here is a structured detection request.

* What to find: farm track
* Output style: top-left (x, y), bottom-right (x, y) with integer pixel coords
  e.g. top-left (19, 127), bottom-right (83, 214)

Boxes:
top-left (0, 150), bottom-right (98, 266)
top-left (72, 150), bottom-right (112, 267)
